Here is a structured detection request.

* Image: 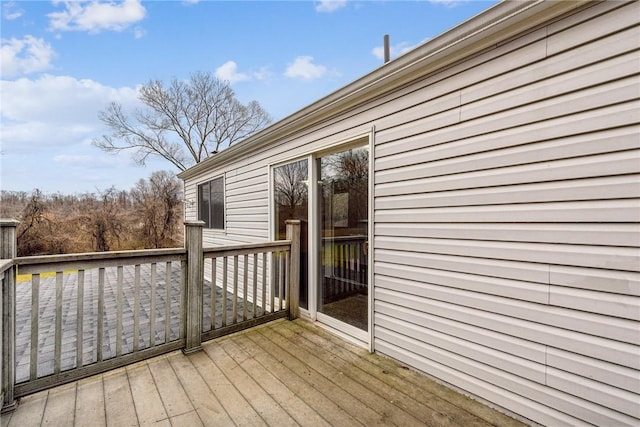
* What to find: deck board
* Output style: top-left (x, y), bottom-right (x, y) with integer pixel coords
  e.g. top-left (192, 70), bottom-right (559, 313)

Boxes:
top-left (248, 326), bottom-right (386, 425)
top-left (188, 350), bottom-right (267, 426)
top-left (203, 341), bottom-right (299, 426)
top-left (146, 358), bottom-right (193, 419)
top-left (285, 320), bottom-right (491, 427)
top-left (218, 338), bottom-right (330, 427)
top-left (2, 319), bottom-right (527, 427)
top-left (103, 368), bottom-right (138, 427)
top-left (233, 332), bottom-right (363, 426)
top-left (126, 363), bottom-right (167, 425)
top-left (165, 352), bottom-right (233, 426)
top-left (277, 322), bottom-right (459, 426)
top-left (40, 382), bottom-right (75, 426)
top-left (75, 376), bottom-right (105, 427)
top-left (265, 324), bottom-right (420, 425)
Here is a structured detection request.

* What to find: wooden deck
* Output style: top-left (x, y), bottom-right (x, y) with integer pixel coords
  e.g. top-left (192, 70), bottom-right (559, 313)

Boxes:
top-left (1, 319), bottom-right (525, 427)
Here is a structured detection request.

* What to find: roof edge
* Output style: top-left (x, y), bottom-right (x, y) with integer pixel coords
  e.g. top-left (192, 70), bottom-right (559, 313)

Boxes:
top-left (179, 0), bottom-right (588, 181)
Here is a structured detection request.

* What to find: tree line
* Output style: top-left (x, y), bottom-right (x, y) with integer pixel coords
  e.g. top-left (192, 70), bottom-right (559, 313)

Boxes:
top-left (1, 171), bottom-right (183, 257)
top-left (1, 72), bottom-right (272, 257)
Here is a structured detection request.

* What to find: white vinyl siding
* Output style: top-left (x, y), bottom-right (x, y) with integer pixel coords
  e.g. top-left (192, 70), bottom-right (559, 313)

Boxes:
top-left (181, 1), bottom-right (640, 425)
top-left (373, 2), bottom-right (639, 425)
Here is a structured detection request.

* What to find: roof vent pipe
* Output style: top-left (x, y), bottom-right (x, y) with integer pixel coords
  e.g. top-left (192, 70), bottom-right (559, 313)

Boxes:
top-left (383, 34), bottom-right (390, 63)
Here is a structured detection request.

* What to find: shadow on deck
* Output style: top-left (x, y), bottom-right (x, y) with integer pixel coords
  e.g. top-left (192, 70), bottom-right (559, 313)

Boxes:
top-left (2, 319), bottom-right (525, 427)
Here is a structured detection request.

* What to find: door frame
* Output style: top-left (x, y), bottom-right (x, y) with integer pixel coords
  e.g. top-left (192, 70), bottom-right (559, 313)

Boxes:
top-left (269, 131), bottom-right (374, 350)
top-left (310, 133), bottom-right (374, 349)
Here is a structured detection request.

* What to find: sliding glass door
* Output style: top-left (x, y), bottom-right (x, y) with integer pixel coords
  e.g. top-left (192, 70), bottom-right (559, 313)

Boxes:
top-left (317, 146), bottom-right (369, 331)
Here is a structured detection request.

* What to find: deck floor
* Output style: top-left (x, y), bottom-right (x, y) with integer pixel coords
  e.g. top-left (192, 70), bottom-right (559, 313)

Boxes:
top-left (1, 319), bottom-right (526, 427)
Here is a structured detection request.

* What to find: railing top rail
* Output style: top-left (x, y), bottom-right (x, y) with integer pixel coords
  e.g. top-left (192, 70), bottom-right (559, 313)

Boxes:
top-left (15, 247), bottom-right (187, 267)
top-left (15, 248), bottom-right (187, 275)
top-left (323, 235), bottom-right (367, 242)
top-left (0, 259), bottom-right (14, 275)
top-left (203, 240), bottom-right (291, 258)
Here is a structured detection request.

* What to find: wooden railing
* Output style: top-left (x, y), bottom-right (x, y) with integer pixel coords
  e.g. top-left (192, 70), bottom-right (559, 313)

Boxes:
top-left (12, 249), bottom-right (187, 397)
top-left (322, 235), bottom-right (368, 303)
top-left (201, 242), bottom-right (291, 341)
top-left (0, 219), bottom-right (300, 411)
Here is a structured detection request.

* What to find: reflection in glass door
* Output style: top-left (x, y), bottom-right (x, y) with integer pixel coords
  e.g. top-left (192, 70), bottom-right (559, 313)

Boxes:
top-left (273, 159), bottom-right (309, 308)
top-left (317, 146), bottom-right (368, 331)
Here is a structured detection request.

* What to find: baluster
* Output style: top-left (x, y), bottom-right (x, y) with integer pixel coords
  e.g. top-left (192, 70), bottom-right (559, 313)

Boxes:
top-left (270, 252), bottom-right (276, 314)
top-left (116, 266), bottom-right (123, 357)
top-left (242, 254), bottom-right (248, 321)
top-left (232, 255), bottom-right (238, 324)
top-left (357, 242), bottom-right (362, 285)
top-left (285, 250), bottom-right (290, 311)
top-left (97, 268), bottom-right (105, 362)
top-left (222, 257), bottom-right (228, 327)
top-left (211, 258), bottom-right (217, 330)
top-left (165, 262), bottom-right (171, 343)
top-left (252, 253), bottom-right (258, 319)
top-left (76, 270), bottom-right (84, 369)
top-left (54, 272), bottom-right (63, 374)
top-left (349, 244), bottom-right (354, 292)
top-left (29, 274), bottom-right (39, 380)
top-left (279, 253), bottom-right (285, 311)
top-left (179, 259), bottom-right (187, 339)
top-left (150, 263), bottom-right (157, 347)
top-left (261, 252), bottom-right (267, 316)
top-left (133, 265), bottom-right (140, 351)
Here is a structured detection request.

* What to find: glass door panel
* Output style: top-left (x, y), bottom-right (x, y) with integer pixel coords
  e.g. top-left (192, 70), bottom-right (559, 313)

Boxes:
top-left (273, 159), bottom-right (309, 308)
top-left (317, 146), bottom-right (368, 331)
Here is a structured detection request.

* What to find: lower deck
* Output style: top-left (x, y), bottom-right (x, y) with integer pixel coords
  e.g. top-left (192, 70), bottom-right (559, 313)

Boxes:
top-left (1, 319), bottom-right (525, 427)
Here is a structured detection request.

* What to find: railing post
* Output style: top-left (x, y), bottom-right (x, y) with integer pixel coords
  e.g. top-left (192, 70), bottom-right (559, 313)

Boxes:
top-left (183, 220), bottom-right (204, 354)
top-left (0, 220), bottom-right (18, 412)
top-left (286, 220), bottom-right (301, 320)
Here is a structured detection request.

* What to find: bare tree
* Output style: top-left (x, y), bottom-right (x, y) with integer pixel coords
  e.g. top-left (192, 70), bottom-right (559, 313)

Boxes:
top-left (131, 171), bottom-right (183, 248)
top-left (94, 72), bottom-right (272, 171)
top-left (273, 160), bottom-right (308, 239)
top-left (77, 188), bottom-right (125, 252)
top-left (16, 189), bottom-right (73, 256)
top-left (274, 161), bottom-right (308, 213)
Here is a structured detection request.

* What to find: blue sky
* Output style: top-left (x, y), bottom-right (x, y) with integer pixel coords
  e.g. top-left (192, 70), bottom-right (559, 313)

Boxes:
top-left (1, 0), bottom-right (496, 194)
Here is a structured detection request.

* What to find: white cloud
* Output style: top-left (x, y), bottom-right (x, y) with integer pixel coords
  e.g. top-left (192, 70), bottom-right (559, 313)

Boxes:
top-left (215, 61), bottom-right (272, 84)
top-left (0, 36), bottom-right (56, 78)
top-left (253, 66), bottom-right (272, 81)
top-left (133, 27), bottom-right (146, 39)
top-left (315, 0), bottom-right (347, 13)
top-left (48, 0), bottom-right (146, 34)
top-left (0, 75), bottom-right (139, 152)
top-left (284, 56), bottom-right (328, 81)
top-left (427, 0), bottom-right (469, 7)
top-left (215, 61), bottom-right (251, 84)
top-left (371, 40), bottom-right (420, 61)
top-left (2, 2), bottom-right (24, 20)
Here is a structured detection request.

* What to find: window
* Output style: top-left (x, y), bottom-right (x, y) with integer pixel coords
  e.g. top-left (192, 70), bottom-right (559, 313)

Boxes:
top-left (198, 177), bottom-right (224, 229)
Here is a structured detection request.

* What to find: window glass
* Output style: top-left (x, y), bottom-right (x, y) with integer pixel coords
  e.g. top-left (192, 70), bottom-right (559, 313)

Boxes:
top-left (198, 177), bottom-right (224, 229)
top-left (274, 160), bottom-right (308, 240)
top-left (273, 159), bottom-right (308, 308)
top-left (317, 146), bottom-right (368, 330)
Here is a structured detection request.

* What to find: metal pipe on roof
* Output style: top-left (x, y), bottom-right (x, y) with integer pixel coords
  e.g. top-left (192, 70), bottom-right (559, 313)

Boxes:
top-left (384, 34), bottom-right (390, 63)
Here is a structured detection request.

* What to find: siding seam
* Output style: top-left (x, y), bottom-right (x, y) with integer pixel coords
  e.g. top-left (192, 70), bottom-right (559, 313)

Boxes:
top-left (545, 263), bottom-right (550, 387)
top-left (544, 25), bottom-right (548, 59)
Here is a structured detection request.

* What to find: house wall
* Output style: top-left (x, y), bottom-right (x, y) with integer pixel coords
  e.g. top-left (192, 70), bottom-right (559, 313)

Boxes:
top-left (183, 1), bottom-right (640, 425)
